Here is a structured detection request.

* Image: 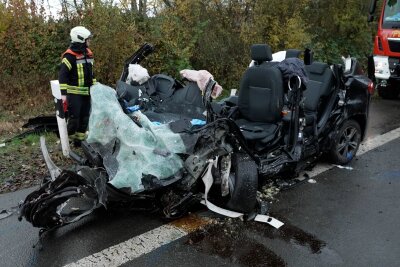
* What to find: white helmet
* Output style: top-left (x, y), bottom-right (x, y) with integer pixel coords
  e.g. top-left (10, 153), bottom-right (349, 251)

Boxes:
top-left (70, 26), bottom-right (92, 43)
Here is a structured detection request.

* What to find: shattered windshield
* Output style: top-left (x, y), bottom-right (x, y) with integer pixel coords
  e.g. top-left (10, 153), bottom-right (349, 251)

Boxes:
top-left (87, 83), bottom-right (187, 193)
top-left (383, 0), bottom-right (400, 28)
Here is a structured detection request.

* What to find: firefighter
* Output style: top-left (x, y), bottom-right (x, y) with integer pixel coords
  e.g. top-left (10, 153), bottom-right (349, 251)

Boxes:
top-left (59, 26), bottom-right (96, 146)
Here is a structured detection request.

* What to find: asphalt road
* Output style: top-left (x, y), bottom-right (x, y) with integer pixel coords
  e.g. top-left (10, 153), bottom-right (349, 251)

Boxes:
top-left (1, 98), bottom-right (400, 267)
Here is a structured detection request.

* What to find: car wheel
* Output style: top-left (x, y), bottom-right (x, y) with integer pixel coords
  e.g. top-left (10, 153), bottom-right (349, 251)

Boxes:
top-left (329, 120), bottom-right (361, 165)
top-left (378, 84), bottom-right (399, 99)
top-left (226, 153), bottom-right (258, 214)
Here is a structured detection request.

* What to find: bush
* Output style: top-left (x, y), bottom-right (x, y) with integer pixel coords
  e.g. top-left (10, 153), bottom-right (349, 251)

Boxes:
top-left (0, 0), bottom-right (376, 114)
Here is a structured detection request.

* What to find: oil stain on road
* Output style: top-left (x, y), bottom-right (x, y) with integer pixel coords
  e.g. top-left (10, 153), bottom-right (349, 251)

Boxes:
top-left (185, 216), bottom-right (329, 267)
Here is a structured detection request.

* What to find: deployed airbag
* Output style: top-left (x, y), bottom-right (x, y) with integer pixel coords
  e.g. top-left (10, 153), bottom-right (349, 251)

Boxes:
top-left (87, 83), bottom-right (187, 193)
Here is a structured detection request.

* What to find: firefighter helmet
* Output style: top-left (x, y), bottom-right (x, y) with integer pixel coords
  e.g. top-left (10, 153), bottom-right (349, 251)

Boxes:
top-left (70, 26), bottom-right (92, 43)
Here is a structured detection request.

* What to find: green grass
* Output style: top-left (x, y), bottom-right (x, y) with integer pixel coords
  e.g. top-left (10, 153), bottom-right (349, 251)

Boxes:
top-left (0, 130), bottom-right (80, 193)
top-left (1, 132), bottom-right (58, 153)
top-left (0, 132), bottom-right (59, 186)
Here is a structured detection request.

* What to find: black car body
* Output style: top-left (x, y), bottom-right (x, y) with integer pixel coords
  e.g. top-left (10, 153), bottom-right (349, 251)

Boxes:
top-left (19, 43), bottom-right (373, 231)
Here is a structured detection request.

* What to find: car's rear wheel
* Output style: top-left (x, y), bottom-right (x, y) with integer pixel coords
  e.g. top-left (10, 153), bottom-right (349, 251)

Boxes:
top-left (329, 120), bottom-right (361, 165)
top-left (378, 84), bottom-right (399, 99)
top-left (226, 153), bottom-right (258, 214)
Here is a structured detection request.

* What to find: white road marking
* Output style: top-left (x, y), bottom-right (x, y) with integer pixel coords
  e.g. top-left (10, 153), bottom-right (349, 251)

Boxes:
top-left (63, 126), bottom-right (400, 267)
top-left (302, 126), bottom-right (400, 178)
top-left (64, 224), bottom-right (187, 267)
top-left (358, 126), bottom-right (400, 156)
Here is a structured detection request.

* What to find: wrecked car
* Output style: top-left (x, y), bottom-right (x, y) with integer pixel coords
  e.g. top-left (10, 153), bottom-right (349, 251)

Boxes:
top-left (19, 43), bottom-right (373, 233)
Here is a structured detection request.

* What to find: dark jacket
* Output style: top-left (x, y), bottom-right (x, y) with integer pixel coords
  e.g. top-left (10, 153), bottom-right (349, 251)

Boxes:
top-left (59, 44), bottom-right (95, 96)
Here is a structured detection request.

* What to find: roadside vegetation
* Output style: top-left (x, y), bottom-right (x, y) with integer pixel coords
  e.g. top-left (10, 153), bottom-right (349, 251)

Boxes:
top-left (0, 132), bottom-right (78, 193)
top-left (0, 0), bottom-right (380, 192)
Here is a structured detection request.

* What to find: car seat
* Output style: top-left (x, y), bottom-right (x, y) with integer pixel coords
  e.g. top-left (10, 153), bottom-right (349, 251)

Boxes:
top-left (303, 62), bottom-right (335, 134)
top-left (235, 44), bottom-right (284, 150)
top-left (251, 44), bottom-right (273, 66)
top-left (285, 49), bottom-right (302, 59)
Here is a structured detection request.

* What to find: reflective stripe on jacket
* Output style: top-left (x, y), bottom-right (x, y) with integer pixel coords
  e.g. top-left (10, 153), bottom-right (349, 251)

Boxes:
top-left (58, 48), bottom-right (95, 95)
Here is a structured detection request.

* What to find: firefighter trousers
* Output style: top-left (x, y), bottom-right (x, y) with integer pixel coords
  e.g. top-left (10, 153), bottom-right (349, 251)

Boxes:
top-left (67, 94), bottom-right (91, 140)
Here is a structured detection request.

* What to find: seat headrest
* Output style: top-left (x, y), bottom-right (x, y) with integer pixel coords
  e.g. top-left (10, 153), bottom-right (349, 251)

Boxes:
top-left (306, 62), bottom-right (329, 75)
top-left (251, 44), bottom-right (273, 62)
top-left (285, 49), bottom-right (302, 59)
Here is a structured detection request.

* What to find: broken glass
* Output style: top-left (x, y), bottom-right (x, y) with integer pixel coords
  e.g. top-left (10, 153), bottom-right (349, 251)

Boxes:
top-left (87, 83), bottom-right (187, 193)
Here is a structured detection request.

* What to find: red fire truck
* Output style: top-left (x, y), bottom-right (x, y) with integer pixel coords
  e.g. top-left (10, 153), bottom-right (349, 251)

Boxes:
top-left (369, 0), bottom-right (400, 99)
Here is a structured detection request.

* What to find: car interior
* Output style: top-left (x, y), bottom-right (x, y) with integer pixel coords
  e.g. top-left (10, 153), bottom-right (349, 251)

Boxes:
top-left (225, 44), bottom-right (339, 151)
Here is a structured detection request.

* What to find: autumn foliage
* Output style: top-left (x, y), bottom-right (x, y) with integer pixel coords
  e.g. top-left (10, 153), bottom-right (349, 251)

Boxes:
top-left (0, 0), bottom-right (376, 113)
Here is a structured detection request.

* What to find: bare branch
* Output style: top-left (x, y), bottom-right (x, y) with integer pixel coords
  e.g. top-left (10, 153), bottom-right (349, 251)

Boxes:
top-left (131, 0), bottom-right (138, 12)
top-left (162, 0), bottom-right (173, 8)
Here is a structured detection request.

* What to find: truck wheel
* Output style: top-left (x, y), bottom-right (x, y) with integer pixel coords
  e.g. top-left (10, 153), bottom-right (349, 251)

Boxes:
top-left (329, 120), bottom-right (361, 165)
top-left (226, 153), bottom-right (258, 214)
top-left (378, 84), bottom-right (399, 99)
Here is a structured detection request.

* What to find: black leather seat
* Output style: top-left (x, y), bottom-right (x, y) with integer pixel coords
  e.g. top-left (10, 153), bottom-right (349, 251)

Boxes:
top-left (303, 62), bottom-right (334, 124)
top-left (251, 44), bottom-right (273, 65)
top-left (235, 44), bottom-right (284, 148)
top-left (285, 49), bottom-right (302, 59)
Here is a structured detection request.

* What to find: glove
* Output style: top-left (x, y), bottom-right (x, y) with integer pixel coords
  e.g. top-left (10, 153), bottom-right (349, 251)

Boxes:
top-left (61, 95), bottom-right (68, 113)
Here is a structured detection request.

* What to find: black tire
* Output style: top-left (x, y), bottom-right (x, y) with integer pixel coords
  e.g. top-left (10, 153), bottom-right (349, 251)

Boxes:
top-left (378, 84), bottom-right (399, 99)
top-left (226, 153), bottom-right (258, 214)
top-left (329, 120), bottom-right (361, 165)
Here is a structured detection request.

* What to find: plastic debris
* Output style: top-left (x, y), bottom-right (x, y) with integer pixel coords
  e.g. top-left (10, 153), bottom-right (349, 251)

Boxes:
top-left (201, 160), bottom-right (284, 229)
top-left (0, 209), bottom-right (13, 220)
top-left (0, 143), bottom-right (5, 147)
top-left (308, 178), bottom-right (317, 184)
top-left (190, 119), bottom-right (206, 126)
top-left (335, 165), bottom-right (353, 170)
top-left (201, 160), bottom-right (243, 218)
top-left (40, 136), bottom-right (61, 181)
top-left (254, 215), bottom-right (284, 229)
top-left (126, 105), bottom-right (141, 113)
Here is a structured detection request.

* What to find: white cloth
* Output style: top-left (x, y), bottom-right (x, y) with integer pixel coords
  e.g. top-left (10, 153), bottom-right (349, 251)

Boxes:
top-left (126, 64), bottom-right (150, 85)
top-left (249, 51), bottom-right (287, 67)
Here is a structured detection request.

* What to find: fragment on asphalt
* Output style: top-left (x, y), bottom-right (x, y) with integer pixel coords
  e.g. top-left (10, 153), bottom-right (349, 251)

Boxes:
top-left (254, 215), bottom-right (284, 229)
top-left (308, 178), bottom-right (317, 184)
top-left (335, 165), bottom-right (353, 170)
top-left (0, 209), bottom-right (13, 220)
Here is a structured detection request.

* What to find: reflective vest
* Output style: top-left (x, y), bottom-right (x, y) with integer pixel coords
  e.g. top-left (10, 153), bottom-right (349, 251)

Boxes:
top-left (59, 48), bottom-right (96, 95)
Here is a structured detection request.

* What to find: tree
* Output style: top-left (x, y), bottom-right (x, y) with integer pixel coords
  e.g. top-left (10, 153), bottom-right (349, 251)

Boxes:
top-left (303, 0), bottom-right (373, 63)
